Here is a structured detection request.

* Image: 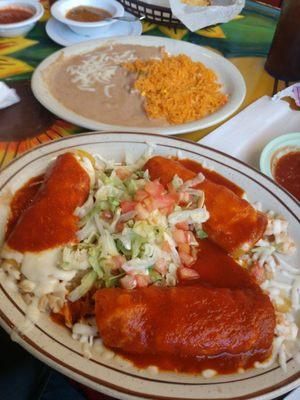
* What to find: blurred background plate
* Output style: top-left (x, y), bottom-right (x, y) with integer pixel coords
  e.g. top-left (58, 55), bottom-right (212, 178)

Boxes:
top-left (31, 35), bottom-right (246, 135)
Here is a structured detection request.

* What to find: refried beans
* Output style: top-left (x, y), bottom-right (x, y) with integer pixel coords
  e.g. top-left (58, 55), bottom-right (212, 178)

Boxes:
top-left (44, 44), bottom-right (168, 127)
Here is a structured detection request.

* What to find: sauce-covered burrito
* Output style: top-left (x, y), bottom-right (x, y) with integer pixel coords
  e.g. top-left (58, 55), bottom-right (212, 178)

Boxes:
top-left (95, 286), bottom-right (275, 370)
top-left (144, 156), bottom-right (268, 256)
top-left (1, 152), bottom-right (93, 314)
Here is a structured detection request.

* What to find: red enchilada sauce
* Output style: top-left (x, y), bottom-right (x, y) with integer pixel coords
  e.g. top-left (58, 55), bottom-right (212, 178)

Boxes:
top-left (274, 151), bottom-right (300, 201)
top-left (0, 7), bottom-right (34, 24)
top-left (6, 153), bottom-right (90, 252)
top-left (5, 175), bottom-right (43, 239)
top-left (118, 239), bottom-right (271, 374)
top-left (119, 348), bottom-right (269, 375)
top-left (179, 158), bottom-right (244, 197)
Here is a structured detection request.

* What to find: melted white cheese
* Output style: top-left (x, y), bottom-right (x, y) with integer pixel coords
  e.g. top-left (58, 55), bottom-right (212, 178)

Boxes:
top-left (21, 248), bottom-right (76, 283)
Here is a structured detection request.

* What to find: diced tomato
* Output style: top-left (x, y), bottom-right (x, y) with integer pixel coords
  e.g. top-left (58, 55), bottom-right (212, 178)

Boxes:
top-left (178, 243), bottom-right (190, 254)
top-left (136, 274), bottom-right (151, 287)
top-left (154, 258), bottom-right (167, 276)
top-left (173, 228), bottom-right (186, 244)
top-left (249, 261), bottom-right (266, 285)
top-left (186, 231), bottom-right (197, 244)
top-left (120, 275), bottom-right (137, 289)
top-left (167, 182), bottom-right (177, 194)
top-left (120, 200), bottom-right (137, 214)
top-left (179, 251), bottom-right (195, 266)
top-left (116, 167), bottom-right (132, 181)
top-left (161, 240), bottom-right (171, 253)
top-left (151, 194), bottom-right (176, 210)
top-left (102, 210), bottom-right (113, 220)
top-left (144, 180), bottom-right (165, 197)
top-left (175, 222), bottom-right (189, 231)
top-left (178, 267), bottom-right (200, 280)
top-left (191, 246), bottom-right (198, 259)
top-left (115, 222), bottom-right (124, 233)
top-left (179, 192), bottom-right (191, 205)
top-left (159, 207), bottom-right (171, 216)
top-left (135, 189), bottom-right (148, 202)
top-left (143, 197), bottom-right (154, 212)
top-left (135, 203), bottom-right (149, 220)
top-left (112, 255), bottom-right (126, 269)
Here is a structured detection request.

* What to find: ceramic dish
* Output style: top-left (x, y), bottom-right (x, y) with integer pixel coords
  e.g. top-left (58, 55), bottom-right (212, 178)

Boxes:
top-left (46, 13), bottom-right (142, 47)
top-left (0, 0), bottom-right (44, 37)
top-left (260, 132), bottom-right (300, 179)
top-left (0, 132), bottom-right (299, 400)
top-left (31, 35), bottom-right (246, 135)
top-left (51, 0), bottom-right (124, 36)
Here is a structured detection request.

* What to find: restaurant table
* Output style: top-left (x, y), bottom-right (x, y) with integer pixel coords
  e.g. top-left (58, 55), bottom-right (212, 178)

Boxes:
top-left (0, 1), bottom-right (296, 400)
top-left (0, 0), bottom-right (289, 169)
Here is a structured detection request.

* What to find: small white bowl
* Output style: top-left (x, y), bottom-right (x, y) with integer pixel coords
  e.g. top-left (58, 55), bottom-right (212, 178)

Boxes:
top-left (0, 0), bottom-right (44, 38)
top-left (260, 132), bottom-right (300, 179)
top-left (51, 0), bottom-right (124, 36)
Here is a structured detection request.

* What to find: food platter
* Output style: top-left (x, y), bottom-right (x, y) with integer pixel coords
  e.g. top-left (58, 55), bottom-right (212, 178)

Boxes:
top-left (0, 132), bottom-right (299, 400)
top-left (31, 35), bottom-right (246, 135)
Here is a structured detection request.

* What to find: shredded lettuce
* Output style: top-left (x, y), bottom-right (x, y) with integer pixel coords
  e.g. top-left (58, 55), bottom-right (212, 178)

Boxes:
top-left (61, 247), bottom-right (90, 271)
top-left (196, 229), bottom-right (208, 240)
top-left (124, 179), bottom-right (138, 196)
top-left (88, 247), bottom-right (103, 278)
top-left (172, 175), bottom-right (183, 190)
top-left (68, 271), bottom-right (97, 302)
top-left (63, 148), bottom-right (211, 294)
top-left (75, 193), bottom-right (94, 218)
top-left (108, 196), bottom-right (120, 212)
top-left (77, 220), bottom-right (97, 242)
top-left (122, 244), bottom-right (159, 272)
top-left (133, 221), bottom-right (161, 244)
top-left (116, 239), bottom-right (131, 257)
top-left (132, 232), bottom-right (147, 258)
top-left (101, 229), bottom-right (119, 257)
top-left (148, 267), bottom-right (163, 283)
top-left (168, 207), bottom-right (209, 225)
top-left (105, 272), bottom-right (125, 288)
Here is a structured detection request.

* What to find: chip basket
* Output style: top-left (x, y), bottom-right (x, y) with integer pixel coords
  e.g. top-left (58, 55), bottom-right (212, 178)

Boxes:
top-left (117, 0), bottom-right (185, 28)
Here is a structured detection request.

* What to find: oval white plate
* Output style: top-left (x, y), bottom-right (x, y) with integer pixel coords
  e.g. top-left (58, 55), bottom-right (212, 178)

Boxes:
top-left (46, 13), bottom-right (142, 47)
top-left (31, 36), bottom-right (246, 135)
top-left (0, 132), bottom-right (299, 400)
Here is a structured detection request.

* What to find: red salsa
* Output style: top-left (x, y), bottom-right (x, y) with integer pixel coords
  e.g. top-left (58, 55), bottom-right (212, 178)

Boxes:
top-left (274, 151), bottom-right (300, 201)
top-left (0, 7), bottom-right (34, 24)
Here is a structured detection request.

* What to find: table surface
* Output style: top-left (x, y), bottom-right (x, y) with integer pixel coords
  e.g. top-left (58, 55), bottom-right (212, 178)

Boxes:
top-left (0, 1), bottom-right (294, 399)
top-left (0, 0), bottom-right (288, 171)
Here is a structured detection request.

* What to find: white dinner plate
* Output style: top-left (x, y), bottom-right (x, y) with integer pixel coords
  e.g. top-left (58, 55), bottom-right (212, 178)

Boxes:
top-left (0, 132), bottom-right (299, 400)
top-left (46, 14), bottom-right (142, 47)
top-left (31, 36), bottom-right (246, 135)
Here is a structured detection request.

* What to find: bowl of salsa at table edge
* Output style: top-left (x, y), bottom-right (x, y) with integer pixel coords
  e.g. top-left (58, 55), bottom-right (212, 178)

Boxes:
top-left (260, 132), bottom-right (300, 202)
top-left (51, 0), bottom-right (124, 36)
top-left (0, 0), bottom-right (44, 37)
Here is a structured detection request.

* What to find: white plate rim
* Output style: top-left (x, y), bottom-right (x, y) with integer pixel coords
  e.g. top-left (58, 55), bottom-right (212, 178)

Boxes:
top-left (0, 132), bottom-right (299, 400)
top-left (31, 35), bottom-right (246, 135)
